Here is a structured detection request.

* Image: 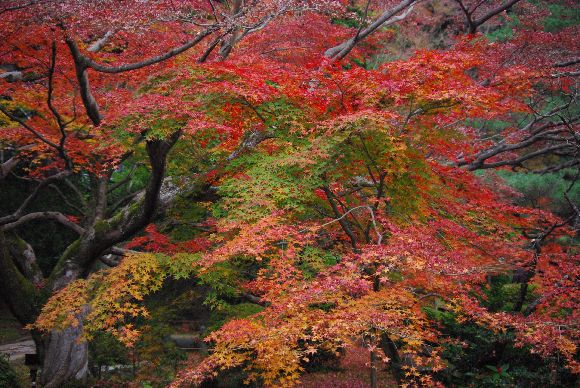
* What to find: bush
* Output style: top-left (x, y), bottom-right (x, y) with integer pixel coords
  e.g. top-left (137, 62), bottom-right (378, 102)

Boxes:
top-left (425, 276), bottom-right (577, 387)
top-left (0, 355), bottom-right (19, 388)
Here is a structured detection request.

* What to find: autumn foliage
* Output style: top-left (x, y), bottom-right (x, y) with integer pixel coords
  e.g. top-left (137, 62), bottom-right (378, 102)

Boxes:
top-left (1, 0), bottom-right (578, 387)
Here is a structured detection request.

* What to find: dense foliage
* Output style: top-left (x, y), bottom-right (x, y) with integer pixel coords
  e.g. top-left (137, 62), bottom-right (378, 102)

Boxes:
top-left (0, 355), bottom-right (19, 388)
top-left (1, 0), bottom-right (578, 387)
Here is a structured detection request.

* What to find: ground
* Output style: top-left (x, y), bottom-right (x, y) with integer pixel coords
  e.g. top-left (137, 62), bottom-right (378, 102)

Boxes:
top-left (299, 345), bottom-right (396, 387)
top-left (0, 301), bottom-right (34, 386)
top-left (0, 301), bottom-right (28, 346)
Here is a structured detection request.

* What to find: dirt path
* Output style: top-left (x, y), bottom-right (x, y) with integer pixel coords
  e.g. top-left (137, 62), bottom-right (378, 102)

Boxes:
top-left (0, 338), bottom-right (35, 361)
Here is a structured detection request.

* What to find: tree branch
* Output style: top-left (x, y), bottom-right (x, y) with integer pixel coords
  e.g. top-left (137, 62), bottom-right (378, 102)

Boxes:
top-left (48, 184), bottom-right (86, 215)
top-left (0, 171), bottom-right (72, 226)
top-left (471, 0), bottom-right (522, 33)
top-left (0, 156), bottom-right (20, 180)
top-left (0, 211), bottom-right (85, 234)
top-left (65, 39), bottom-right (103, 125)
top-left (87, 30), bottom-right (114, 53)
top-left (0, 105), bottom-right (62, 150)
top-left (78, 28), bottom-right (217, 74)
top-left (8, 237), bottom-right (43, 284)
top-left (0, 1), bottom-right (37, 15)
top-left (324, 0), bottom-right (417, 61)
top-left (322, 186), bottom-right (360, 252)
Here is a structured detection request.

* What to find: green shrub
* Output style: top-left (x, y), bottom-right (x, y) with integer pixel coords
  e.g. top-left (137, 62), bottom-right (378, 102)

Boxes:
top-left (485, 169), bottom-right (580, 217)
top-left (425, 276), bottom-right (577, 387)
top-left (0, 355), bottom-right (19, 388)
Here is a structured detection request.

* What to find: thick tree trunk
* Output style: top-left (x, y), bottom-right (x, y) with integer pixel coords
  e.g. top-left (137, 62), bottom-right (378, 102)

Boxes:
top-left (1, 132), bottom-right (183, 387)
top-left (0, 232), bottom-right (88, 387)
top-left (0, 233), bottom-right (86, 386)
top-left (40, 308), bottom-right (89, 388)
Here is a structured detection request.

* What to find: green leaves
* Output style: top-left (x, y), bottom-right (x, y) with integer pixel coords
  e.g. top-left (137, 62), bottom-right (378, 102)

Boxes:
top-left (298, 246), bottom-right (339, 279)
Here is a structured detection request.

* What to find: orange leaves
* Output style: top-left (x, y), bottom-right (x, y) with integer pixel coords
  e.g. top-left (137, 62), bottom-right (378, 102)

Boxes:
top-left (166, 38), bottom-right (578, 384)
top-left (2, 2), bottom-right (576, 387)
top-left (33, 252), bottom-right (198, 347)
top-left (177, 274), bottom-right (443, 387)
top-left (203, 212), bottom-right (309, 269)
top-left (31, 279), bottom-right (90, 332)
top-left (174, 317), bottom-right (306, 386)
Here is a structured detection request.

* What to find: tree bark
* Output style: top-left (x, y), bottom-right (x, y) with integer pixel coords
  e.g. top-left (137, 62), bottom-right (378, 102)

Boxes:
top-left (0, 235), bottom-right (41, 325)
top-left (324, 0), bottom-right (416, 61)
top-left (370, 349), bottom-right (377, 388)
top-left (40, 308), bottom-right (89, 388)
top-left (0, 233), bottom-right (88, 386)
top-left (380, 334), bottom-right (403, 385)
top-left (0, 129), bottom-right (186, 386)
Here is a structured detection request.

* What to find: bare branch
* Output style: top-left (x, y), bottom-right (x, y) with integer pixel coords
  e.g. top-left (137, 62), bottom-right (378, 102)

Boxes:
top-left (76, 27), bottom-right (217, 74)
top-left (107, 163), bottom-right (140, 193)
top-left (0, 1), bottom-right (37, 15)
top-left (48, 184), bottom-right (86, 215)
top-left (324, 0), bottom-right (417, 61)
top-left (0, 105), bottom-right (61, 150)
top-left (87, 30), bottom-right (114, 53)
top-left (99, 254), bottom-right (120, 267)
top-left (65, 39), bottom-right (104, 125)
top-left (1, 211), bottom-right (85, 234)
top-left (226, 129), bottom-right (274, 161)
top-left (0, 171), bottom-right (72, 226)
top-left (0, 156), bottom-right (20, 180)
top-left (471, 0), bottom-right (523, 33)
top-left (457, 100), bottom-right (579, 171)
top-left (554, 58), bottom-right (580, 68)
top-left (321, 186), bottom-right (360, 252)
top-left (64, 178), bottom-right (88, 209)
top-left (108, 190), bottom-right (140, 216)
top-left (198, 35), bottom-right (222, 63)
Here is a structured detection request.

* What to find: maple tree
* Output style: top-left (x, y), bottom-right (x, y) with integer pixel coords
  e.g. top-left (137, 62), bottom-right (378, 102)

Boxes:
top-left (0, 0), bottom-right (578, 387)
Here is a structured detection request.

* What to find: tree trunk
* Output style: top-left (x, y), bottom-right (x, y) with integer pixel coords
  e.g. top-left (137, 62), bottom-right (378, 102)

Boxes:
top-left (0, 232), bottom-right (89, 387)
top-left (370, 349), bottom-right (377, 388)
top-left (1, 132), bottom-right (183, 387)
top-left (380, 334), bottom-right (403, 385)
top-left (40, 308), bottom-right (89, 388)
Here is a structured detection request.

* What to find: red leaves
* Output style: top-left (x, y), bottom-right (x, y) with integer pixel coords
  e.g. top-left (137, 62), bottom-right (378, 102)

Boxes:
top-left (126, 224), bottom-right (210, 254)
top-left (8, 1), bottom-right (577, 385)
top-left (65, 215), bottom-right (80, 224)
top-left (314, 188), bottom-right (327, 200)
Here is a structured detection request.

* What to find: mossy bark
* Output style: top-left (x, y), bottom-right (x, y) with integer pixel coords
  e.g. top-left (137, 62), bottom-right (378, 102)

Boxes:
top-left (0, 233), bottom-right (43, 325)
top-left (1, 133), bottom-right (184, 387)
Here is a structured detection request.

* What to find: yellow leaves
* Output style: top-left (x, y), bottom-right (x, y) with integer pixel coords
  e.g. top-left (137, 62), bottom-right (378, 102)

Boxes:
top-left (404, 338), bottom-right (423, 348)
top-left (33, 252), bottom-right (198, 347)
top-left (198, 316), bottom-right (312, 386)
top-left (31, 279), bottom-right (90, 333)
top-left (188, 284), bottom-right (442, 386)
